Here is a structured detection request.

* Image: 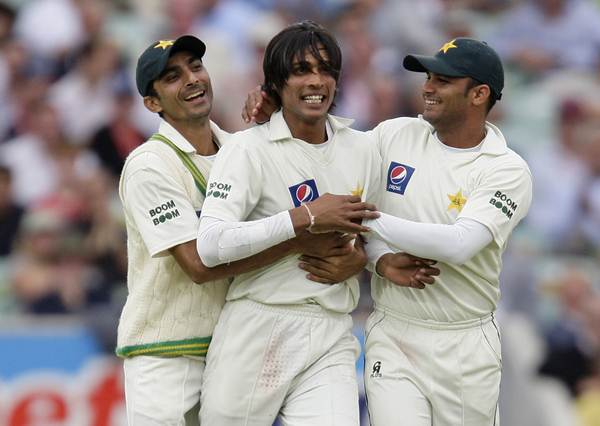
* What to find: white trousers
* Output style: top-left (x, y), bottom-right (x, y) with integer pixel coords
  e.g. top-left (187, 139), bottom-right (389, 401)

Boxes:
top-left (364, 307), bottom-right (501, 426)
top-left (200, 299), bottom-right (361, 426)
top-left (123, 355), bottom-right (205, 425)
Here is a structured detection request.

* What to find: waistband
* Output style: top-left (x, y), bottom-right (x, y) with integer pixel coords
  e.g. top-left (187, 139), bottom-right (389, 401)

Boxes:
top-left (375, 304), bottom-right (494, 330)
top-left (230, 298), bottom-right (350, 319)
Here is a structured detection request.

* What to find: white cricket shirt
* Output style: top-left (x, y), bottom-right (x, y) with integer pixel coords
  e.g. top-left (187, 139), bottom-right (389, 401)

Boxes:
top-left (116, 119), bottom-right (230, 357)
top-left (200, 110), bottom-right (382, 313)
top-left (369, 116), bottom-right (532, 322)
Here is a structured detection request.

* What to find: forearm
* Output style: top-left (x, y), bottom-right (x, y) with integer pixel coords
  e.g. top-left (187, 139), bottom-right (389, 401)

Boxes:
top-left (197, 213), bottom-right (297, 267)
top-left (171, 238), bottom-right (297, 284)
top-left (364, 214), bottom-right (493, 265)
top-left (364, 237), bottom-right (394, 274)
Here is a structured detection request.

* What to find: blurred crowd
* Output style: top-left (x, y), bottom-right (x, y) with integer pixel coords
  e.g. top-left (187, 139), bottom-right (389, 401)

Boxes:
top-left (1, 0), bottom-right (600, 425)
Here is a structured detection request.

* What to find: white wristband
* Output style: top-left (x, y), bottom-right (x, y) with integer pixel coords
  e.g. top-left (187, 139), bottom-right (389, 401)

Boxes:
top-left (302, 203), bottom-right (316, 233)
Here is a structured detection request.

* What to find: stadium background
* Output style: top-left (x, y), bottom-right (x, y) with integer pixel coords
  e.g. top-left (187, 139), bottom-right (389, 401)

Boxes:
top-left (1, 0), bottom-right (600, 424)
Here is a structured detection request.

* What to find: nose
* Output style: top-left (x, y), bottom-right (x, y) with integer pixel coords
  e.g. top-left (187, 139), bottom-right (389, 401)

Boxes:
top-left (183, 67), bottom-right (199, 86)
top-left (422, 78), bottom-right (434, 94)
top-left (306, 69), bottom-right (325, 87)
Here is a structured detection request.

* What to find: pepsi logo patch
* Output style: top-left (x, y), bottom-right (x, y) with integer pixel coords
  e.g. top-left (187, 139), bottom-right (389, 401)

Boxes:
top-left (386, 162), bottom-right (415, 195)
top-left (289, 179), bottom-right (320, 207)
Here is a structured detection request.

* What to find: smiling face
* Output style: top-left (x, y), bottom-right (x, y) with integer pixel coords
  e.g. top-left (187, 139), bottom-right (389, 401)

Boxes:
top-left (421, 72), bottom-right (474, 129)
top-left (144, 50), bottom-right (212, 125)
top-left (279, 48), bottom-right (336, 127)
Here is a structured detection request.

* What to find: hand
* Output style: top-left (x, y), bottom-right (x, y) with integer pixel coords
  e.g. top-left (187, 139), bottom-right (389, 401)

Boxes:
top-left (290, 231), bottom-right (354, 258)
top-left (376, 253), bottom-right (440, 289)
top-left (242, 85), bottom-right (276, 124)
top-left (306, 193), bottom-right (379, 234)
top-left (299, 237), bottom-right (368, 284)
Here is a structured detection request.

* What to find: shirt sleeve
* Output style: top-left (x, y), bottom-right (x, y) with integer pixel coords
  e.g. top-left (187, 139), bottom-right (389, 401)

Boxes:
top-left (197, 213), bottom-right (295, 267)
top-left (458, 160), bottom-right (533, 248)
top-left (364, 215), bottom-right (493, 265)
top-left (197, 138), bottom-right (296, 266)
top-left (200, 140), bottom-right (262, 222)
top-left (122, 151), bottom-right (199, 257)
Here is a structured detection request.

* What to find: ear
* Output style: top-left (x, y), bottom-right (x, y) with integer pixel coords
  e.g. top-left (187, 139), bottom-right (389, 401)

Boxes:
top-left (471, 84), bottom-right (491, 108)
top-left (143, 95), bottom-right (163, 114)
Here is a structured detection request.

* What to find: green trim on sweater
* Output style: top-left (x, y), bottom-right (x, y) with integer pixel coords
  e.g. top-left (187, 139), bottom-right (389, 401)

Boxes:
top-left (116, 336), bottom-right (211, 358)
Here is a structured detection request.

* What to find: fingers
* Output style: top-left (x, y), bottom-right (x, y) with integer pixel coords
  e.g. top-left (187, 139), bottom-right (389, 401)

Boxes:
top-left (346, 209), bottom-right (380, 221)
top-left (407, 254), bottom-right (437, 266)
top-left (387, 253), bottom-right (437, 269)
top-left (351, 201), bottom-right (377, 212)
top-left (414, 274), bottom-right (435, 285)
top-left (299, 256), bottom-right (328, 270)
top-left (338, 233), bottom-right (355, 246)
top-left (242, 85), bottom-right (264, 123)
top-left (409, 278), bottom-right (426, 289)
top-left (413, 267), bottom-right (440, 285)
top-left (299, 261), bottom-right (336, 283)
top-left (305, 273), bottom-right (337, 284)
top-left (326, 245), bottom-right (353, 257)
top-left (330, 222), bottom-right (372, 234)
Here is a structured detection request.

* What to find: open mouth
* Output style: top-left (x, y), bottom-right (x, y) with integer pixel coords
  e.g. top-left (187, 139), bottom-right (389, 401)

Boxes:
top-left (183, 89), bottom-right (206, 102)
top-left (424, 98), bottom-right (440, 106)
top-left (302, 94), bottom-right (325, 104)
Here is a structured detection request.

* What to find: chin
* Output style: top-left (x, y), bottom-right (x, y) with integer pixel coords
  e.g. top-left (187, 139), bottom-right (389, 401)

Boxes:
top-left (422, 112), bottom-right (435, 124)
top-left (301, 111), bottom-right (328, 123)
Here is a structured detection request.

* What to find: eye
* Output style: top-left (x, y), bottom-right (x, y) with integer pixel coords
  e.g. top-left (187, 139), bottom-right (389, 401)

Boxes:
top-left (164, 72), bottom-right (179, 83)
top-left (190, 60), bottom-right (203, 71)
top-left (319, 63), bottom-right (334, 76)
top-left (292, 66), bottom-right (308, 75)
top-left (292, 61), bottom-right (312, 75)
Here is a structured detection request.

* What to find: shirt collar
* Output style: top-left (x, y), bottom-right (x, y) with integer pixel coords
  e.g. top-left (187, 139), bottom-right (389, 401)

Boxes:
top-left (268, 109), bottom-right (354, 142)
top-left (209, 120), bottom-right (228, 148)
top-left (417, 114), bottom-right (508, 156)
top-left (157, 119), bottom-right (226, 153)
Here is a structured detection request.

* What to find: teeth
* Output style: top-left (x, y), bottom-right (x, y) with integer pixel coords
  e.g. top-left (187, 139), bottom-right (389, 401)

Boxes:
top-left (425, 99), bottom-right (440, 105)
top-left (184, 90), bottom-right (205, 101)
top-left (302, 95), bottom-right (324, 104)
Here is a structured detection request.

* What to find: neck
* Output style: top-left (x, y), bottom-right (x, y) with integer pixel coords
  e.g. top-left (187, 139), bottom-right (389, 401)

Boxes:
top-left (283, 111), bottom-right (328, 144)
top-left (434, 116), bottom-right (487, 149)
top-left (166, 117), bottom-right (217, 155)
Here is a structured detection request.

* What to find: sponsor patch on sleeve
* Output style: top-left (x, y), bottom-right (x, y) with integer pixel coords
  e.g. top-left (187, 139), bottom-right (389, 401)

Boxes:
top-left (206, 181), bottom-right (232, 200)
top-left (488, 190), bottom-right (518, 219)
top-left (149, 199), bottom-right (180, 226)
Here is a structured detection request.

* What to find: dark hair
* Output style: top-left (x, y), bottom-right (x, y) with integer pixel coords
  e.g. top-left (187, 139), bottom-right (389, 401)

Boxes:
top-left (262, 20), bottom-right (342, 109)
top-left (465, 77), bottom-right (496, 114)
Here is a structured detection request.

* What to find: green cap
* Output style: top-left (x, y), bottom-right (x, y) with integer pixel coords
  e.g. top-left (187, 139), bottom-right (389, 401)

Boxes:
top-left (403, 37), bottom-right (504, 100)
top-left (136, 35), bottom-right (206, 97)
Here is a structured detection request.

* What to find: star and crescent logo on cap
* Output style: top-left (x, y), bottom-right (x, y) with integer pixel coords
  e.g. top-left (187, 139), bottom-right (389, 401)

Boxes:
top-left (154, 40), bottom-right (174, 50)
top-left (447, 189), bottom-right (467, 213)
top-left (439, 39), bottom-right (458, 54)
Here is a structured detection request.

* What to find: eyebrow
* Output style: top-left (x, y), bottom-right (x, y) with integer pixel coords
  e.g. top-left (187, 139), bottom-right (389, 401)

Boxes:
top-left (159, 65), bottom-right (179, 78)
top-left (160, 55), bottom-right (202, 77)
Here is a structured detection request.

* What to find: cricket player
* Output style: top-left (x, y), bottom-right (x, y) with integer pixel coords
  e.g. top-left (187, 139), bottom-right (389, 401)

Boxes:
top-left (361, 38), bottom-right (532, 426)
top-left (195, 21), bottom-right (386, 425)
top-left (117, 35), bottom-right (365, 425)
top-left (243, 38), bottom-right (532, 425)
